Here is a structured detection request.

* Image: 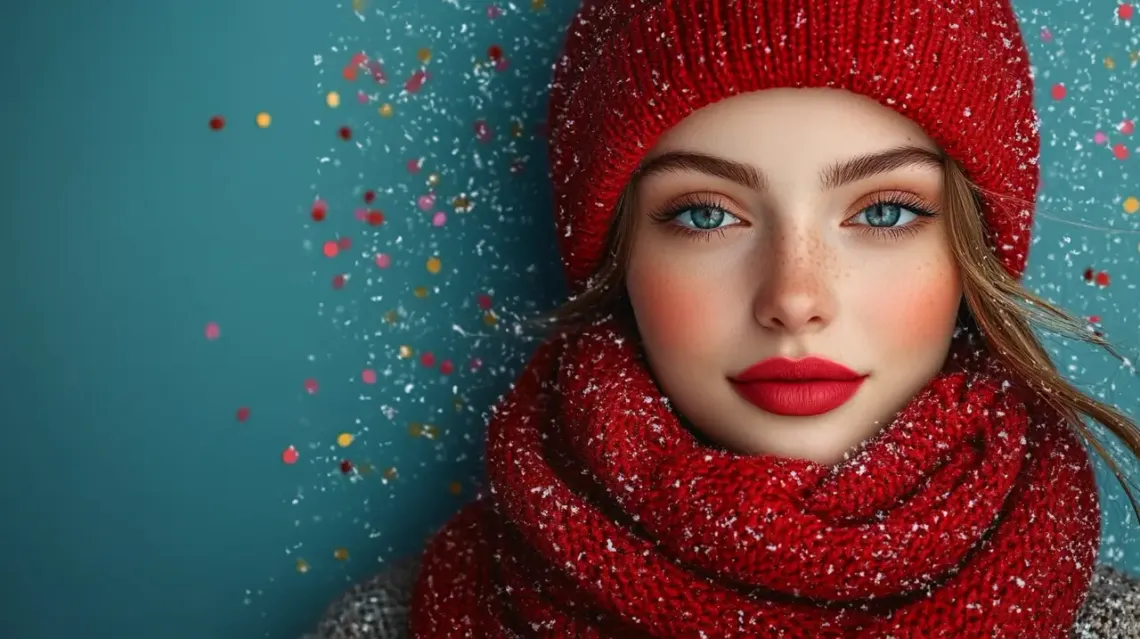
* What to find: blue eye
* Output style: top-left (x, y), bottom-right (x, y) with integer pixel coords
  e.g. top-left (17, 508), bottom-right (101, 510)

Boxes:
top-left (851, 202), bottom-right (924, 228)
top-left (673, 206), bottom-right (741, 231)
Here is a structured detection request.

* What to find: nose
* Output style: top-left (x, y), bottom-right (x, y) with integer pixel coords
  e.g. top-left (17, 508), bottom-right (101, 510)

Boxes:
top-left (753, 231), bottom-right (836, 334)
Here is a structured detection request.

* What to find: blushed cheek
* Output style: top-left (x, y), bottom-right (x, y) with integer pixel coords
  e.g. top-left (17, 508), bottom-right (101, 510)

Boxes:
top-left (627, 264), bottom-right (723, 356)
top-left (865, 260), bottom-right (961, 349)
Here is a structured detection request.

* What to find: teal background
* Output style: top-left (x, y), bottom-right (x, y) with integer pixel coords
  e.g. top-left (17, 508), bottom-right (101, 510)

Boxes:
top-left (1, 1), bottom-right (1138, 638)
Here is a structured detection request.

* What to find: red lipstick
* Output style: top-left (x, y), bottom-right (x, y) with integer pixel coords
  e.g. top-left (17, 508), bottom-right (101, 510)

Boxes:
top-left (729, 357), bottom-right (867, 417)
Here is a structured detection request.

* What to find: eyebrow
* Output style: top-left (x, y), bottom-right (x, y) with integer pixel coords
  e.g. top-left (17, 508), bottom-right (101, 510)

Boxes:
top-left (632, 145), bottom-right (945, 192)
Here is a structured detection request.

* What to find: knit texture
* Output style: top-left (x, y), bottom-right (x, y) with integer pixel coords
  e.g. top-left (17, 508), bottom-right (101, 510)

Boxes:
top-left (407, 323), bottom-right (1102, 638)
top-left (309, 558), bottom-right (1140, 638)
top-left (547, 0), bottom-right (1039, 293)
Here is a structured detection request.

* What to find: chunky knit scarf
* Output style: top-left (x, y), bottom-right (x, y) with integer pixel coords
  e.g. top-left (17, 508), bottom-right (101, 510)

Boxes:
top-left (410, 323), bottom-right (1101, 638)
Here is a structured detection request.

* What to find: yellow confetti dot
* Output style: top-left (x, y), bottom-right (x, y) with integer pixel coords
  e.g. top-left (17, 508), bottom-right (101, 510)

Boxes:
top-left (414, 286), bottom-right (430, 298)
top-left (1106, 56), bottom-right (1116, 70)
top-left (383, 466), bottom-right (398, 480)
top-left (408, 422), bottom-right (423, 437)
top-left (337, 432), bottom-right (354, 447)
top-left (531, 0), bottom-right (546, 9)
top-left (483, 311), bottom-right (499, 327)
top-left (448, 481), bottom-right (463, 495)
top-left (423, 424), bottom-right (439, 439)
top-left (452, 195), bottom-right (471, 210)
top-left (426, 256), bottom-right (442, 274)
top-left (1130, 50), bottom-right (1140, 64)
top-left (256, 112), bottom-right (271, 128)
top-left (1124, 197), bottom-right (1139, 214)
top-left (427, 172), bottom-right (441, 187)
top-left (333, 548), bottom-right (349, 561)
top-left (398, 345), bottom-right (413, 358)
top-left (417, 48), bottom-right (432, 63)
top-left (379, 103), bottom-right (394, 117)
top-left (296, 558), bottom-right (310, 573)
top-left (384, 310), bottom-right (399, 324)
top-left (326, 92), bottom-right (341, 108)
top-left (352, 0), bottom-right (366, 11)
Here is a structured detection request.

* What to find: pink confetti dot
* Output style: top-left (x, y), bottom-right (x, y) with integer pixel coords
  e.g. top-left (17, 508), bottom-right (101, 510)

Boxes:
top-left (417, 194), bottom-right (436, 211)
top-left (357, 90), bottom-right (368, 104)
top-left (304, 378), bottom-right (319, 394)
top-left (1090, 315), bottom-right (1102, 324)
top-left (476, 294), bottom-right (493, 310)
top-left (1114, 143), bottom-right (1130, 160)
top-left (420, 352), bottom-right (436, 368)
top-left (375, 253), bottom-right (391, 268)
top-left (1121, 120), bottom-right (1135, 135)
top-left (205, 322), bottom-right (221, 340)
top-left (362, 369), bottom-right (377, 384)
top-left (431, 211), bottom-right (447, 227)
top-left (337, 237), bottom-right (352, 250)
top-left (468, 357), bottom-right (483, 372)
top-left (1050, 83), bottom-right (1066, 101)
top-left (494, 58), bottom-right (510, 72)
top-left (440, 360), bottom-right (455, 376)
top-left (1120, 4), bottom-right (1134, 20)
top-left (407, 158), bottom-right (423, 173)
top-left (354, 208), bottom-right (367, 222)
top-left (323, 241), bottom-right (339, 258)
top-left (332, 274), bottom-right (347, 289)
top-left (486, 5), bottom-right (502, 19)
top-left (1094, 131), bottom-right (1108, 145)
top-left (236, 407), bottom-right (250, 422)
top-left (282, 446), bottom-right (299, 465)
top-left (473, 119), bottom-right (492, 142)
top-left (1039, 27), bottom-right (1053, 42)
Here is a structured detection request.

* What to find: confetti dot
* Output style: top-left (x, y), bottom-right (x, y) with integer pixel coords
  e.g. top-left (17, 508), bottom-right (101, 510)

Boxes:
top-left (332, 274), bottom-right (347, 289)
top-left (1114, 144), bottom-right (1130, 160)
top-left (1121, 120), bottom-right (1135, 135)
top-left (409, 423), bottom-right (423, 437)
top-left (483, 311), bottom-right (499, 326)
top-left (362, 369), bottom-right (377, 384)
top-left (476, 294), bottom-right (493, 310)
top-left (337, 237), bottom-right (352, 250)
top-left (398, 345), bottom-right (414, 358)
top-left (323, 241), bottom-right (339, 258)
top-left (334, 548), bottom-right (350, 561)
top-left (1106, 56), bottom-right (1117, 70)
top-left (473, 119), bottom-right (492, 142)
top-left (236, 407), bottom-right (250, 422)
top-left (1120, 3), bottom-right (1134, 20)
top-left (1125, 196), bottom-right (1139, 214)
top-left (414, 286), bottom-right (430, 298)
top-left (426, 256), bottom-right (442, 273)
top-left (418, 194), bottom-right (436, 211)
top-left (296, 558), bottom-right (310, 573)
top-left (204, 322), bottom-right (221, 340)
top-left (1083, 267), bottom-right (1095, 282)
top-left (375, 253), bottom-right (391, 268)
top-left (354, 208), bottom-right (367, 222)
top-left (384, 310), bottom-right (399, 324)
top-left (384, 467), bottom-right (398, 480)
top-left (469, 357), bottom-right (483, 371)
top-left (338, 126), bottom-right (352, 141)
top-left (405, 70), bottom-right (429, 93)
top-left (283, 446), bottom-right (299, 465)
top-left (448, 481), bottom-right (463, 495)
top-left (417, 48), bottom-right (432, 63)
top-left (431, 211), bottom-right (447, 227)
top-left (256, 112), bottom-right (271, 128)
top-left (487, 45), bottom-right (503, 61)
top-left (531, 0), bottom-right (545, 9)
top-left (1090, 315), bottom-right (1102, 324)
top-left (407, 158), bottom-right (424, 173)
top-left (363, 190), bottom-right (376, 203)
top-left (209, 115), bottom-right (225, 130)
top-left (1050, 83), bottom-right (1066, 101)
top-left (367, 210), bottom-right (385, 226)
top-left (421, 352), bottom-right (436, 367)
top-left (1094, 131), bottom-right (1109, 145)
top-left (379, 103), bottom-right (394, 117)
top-left (337, 432), bottom-right (354, 447)
top-left (487, 5), bottom-right (502, 19)
top-left (1096, 271), bottom-right (1111, 287)
top-left (1039, 27), bottom-right (1053, 43)
top-left (427, 172), bottom-right (441, 186)
top-left (304, 378), bottom-right (319, 394)
top-left (440, 360), bottom-right (455, 375)
top-left (326, 92), bottom-right (340, 108)
top-left (311, 200), bottom-right (328, 221)
top-left (340, 460), bottom-right (354, 474)
top-left (342, 65), bottom-right (358, 82)
top-left (352, 0), bottom-right (366, 11)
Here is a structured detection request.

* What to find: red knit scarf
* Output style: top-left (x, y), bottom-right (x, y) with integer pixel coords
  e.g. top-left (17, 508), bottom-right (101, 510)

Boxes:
top-left (410, 323), bottom-right (1101, 638)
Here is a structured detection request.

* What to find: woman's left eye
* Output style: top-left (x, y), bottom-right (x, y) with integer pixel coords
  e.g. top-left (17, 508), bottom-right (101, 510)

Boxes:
top-left (850, 202), bottom-right (927, 228)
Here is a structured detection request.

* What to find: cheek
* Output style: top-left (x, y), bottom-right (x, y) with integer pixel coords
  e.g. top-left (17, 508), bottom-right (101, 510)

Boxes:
top-left (861, 256), bottom-right (961, 347)
top-left (626, 255), bottom-right (732, 359)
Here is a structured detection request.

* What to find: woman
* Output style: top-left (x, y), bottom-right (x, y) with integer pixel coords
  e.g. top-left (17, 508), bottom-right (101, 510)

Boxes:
top-left (312, 0), bottom-right (1140, 636)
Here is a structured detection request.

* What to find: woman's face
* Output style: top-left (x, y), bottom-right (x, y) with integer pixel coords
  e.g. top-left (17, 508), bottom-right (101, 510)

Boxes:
top-left (625, 88), bottom-right (963, 465)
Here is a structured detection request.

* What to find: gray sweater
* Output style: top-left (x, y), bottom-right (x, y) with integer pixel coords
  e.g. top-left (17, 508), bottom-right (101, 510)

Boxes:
top-left (309, 558), bottom-right (1140, 638)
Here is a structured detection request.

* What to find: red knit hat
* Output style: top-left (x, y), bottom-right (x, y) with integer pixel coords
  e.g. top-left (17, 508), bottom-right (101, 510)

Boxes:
top-left (547, 0), bottom-right (1039, 293)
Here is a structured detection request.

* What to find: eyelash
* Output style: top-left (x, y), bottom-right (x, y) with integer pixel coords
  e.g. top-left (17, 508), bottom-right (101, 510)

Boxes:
top-left (648, 191), bottom-right (940, 241)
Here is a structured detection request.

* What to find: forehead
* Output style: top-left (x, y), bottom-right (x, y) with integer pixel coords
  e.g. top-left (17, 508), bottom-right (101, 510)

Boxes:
top-left (648, 88), bottom-right (938, 169)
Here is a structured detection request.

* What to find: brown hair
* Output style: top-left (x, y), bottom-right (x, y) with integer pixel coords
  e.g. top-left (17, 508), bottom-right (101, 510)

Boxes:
top-left (537, 156), bottom-right (1140, 521)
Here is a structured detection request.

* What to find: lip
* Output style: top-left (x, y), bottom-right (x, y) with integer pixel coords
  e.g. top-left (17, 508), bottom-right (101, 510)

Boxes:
top-left (729, 356), bottom-right (867, 417)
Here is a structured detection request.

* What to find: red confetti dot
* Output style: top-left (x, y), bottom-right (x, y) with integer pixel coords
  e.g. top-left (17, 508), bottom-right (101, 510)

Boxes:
top-left (337, 236), bottom-right (352, 250)
top-left (343, 65), bottom-right (358, 82)
top-left (1050, 83), bottom-right (1066, 101)
top-left (405, 70), bottom-right (429, 93)
top-left (236, 407), bottom-right (250, 422)
top-left (209, 116), bottom-right (225, 130)
top-left (420, 352), bottom-right (436, 367)
top-left (1083, 267), bottom-right (1095, 281)
top-left (476, 294), bottom-right (493, 310)
top-left (304, 378), bottom-right (319, 394)
top-left (338, 126), bottom-right (352, 141)
top-left (487, 45), bottom-right (503, 61)
top-left (474, 120), bottom-right (491, 142)
top-left (332, 274), bottom-right (347, 289)
top-left (407, 158), bottom-right (423, 173)
top-left (1089, 315), bottom-right (1102, 324)
top-left (469, 357), bottom-right (483, 371)
top-left (1113, 143), bottom-right (1129, 160)
top-left (362, 369), bottom-right (377, 384)
top-left (340, 459), bottom-right (354, 474)
top-left (366, 210), bottom-right (385, 226)
top-left (204, 322), bottom-right (221, 340)
top-left (323, 241), bottom-right (338, 258)
top-left (282, 446), bottom-right (299, 465)
top-left (364, 190), bottom-right (376, 203)
top-left (440, 360), bottom-right (455, 375)
top-left (1120, 3), bottom-right (1134, 20)
top-left (1096, 271), bottom-right (1111, 287)
top-left (1121, 120), bottom-right (1135, 135)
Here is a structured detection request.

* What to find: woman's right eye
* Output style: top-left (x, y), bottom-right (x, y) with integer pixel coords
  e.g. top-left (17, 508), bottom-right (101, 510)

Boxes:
top-left (672, 206), bottom-right (742, 231)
